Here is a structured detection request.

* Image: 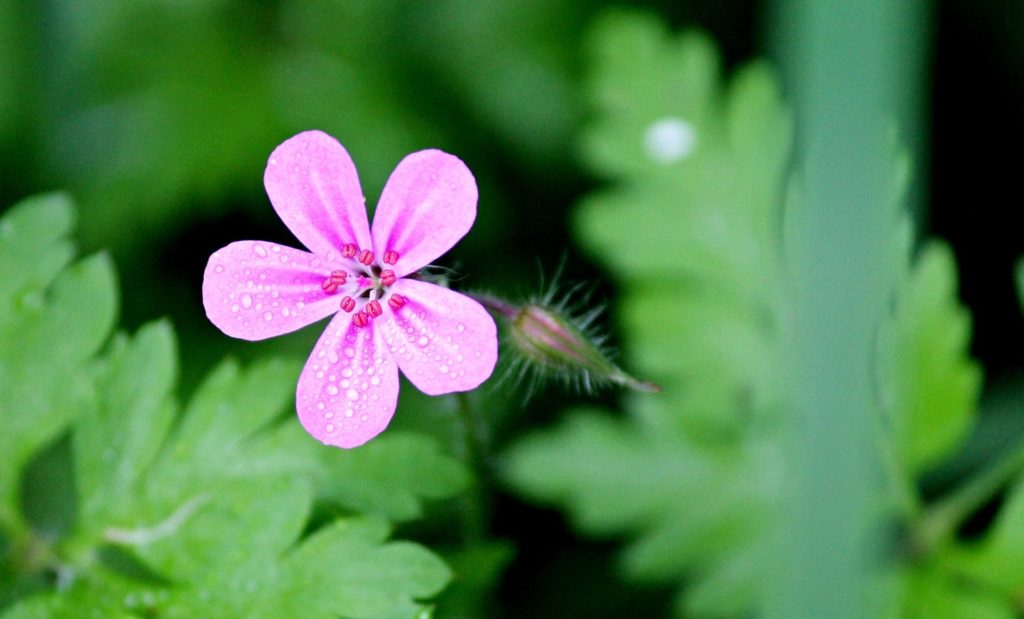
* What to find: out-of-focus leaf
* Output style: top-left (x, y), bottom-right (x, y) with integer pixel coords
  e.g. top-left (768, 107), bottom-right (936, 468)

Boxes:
top-left (506, 10), bottom-right (986, 617)
top-left (74, 321), bottom-right (177, 532)
top-left (0, 194), bottom-right (117, 533)
top-left (434, 542), bottom-right (515, 619)
top-left (879, 242), bottom-right (983, 473)
top-left (318, 432), bottom-right (470, 522)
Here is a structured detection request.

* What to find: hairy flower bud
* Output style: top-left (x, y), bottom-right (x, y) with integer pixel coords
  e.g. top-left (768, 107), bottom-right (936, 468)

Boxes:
top-left (506, 302), bottom-right (659, 394)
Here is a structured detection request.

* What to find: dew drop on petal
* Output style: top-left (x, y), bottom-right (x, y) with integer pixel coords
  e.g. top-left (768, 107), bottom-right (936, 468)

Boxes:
top-left (456, 323), bottom-right (466, 333)
top-left (417, 336), bottom-right (429, 347)
top-left (346, 388), bottom-right (359, 401)
top-left (325, 423), bottom-right (335, 433)
top-left (241, 295), bottom-right (252, 309)
top-left (253, 244), bottom-right (267, 258)
top-left (263, 311), bottom-right (273, 321)
top-left (231, 304), bottom-right (240, 313)
top-left (328, 351), bottom-right (340, 364)
top-left (327, 385), bottom-right (339, 396)
top-left (439, 365), bottom-right (449, 374)
top-left (215, 265), bottom-right (224, 273)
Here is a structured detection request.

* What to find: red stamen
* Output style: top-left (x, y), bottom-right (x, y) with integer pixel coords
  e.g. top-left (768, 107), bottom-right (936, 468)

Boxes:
top-left (322, 279), bottom-right (338, 293)
top-left (380, 269), bottom-right (397, 286)
top-left (353, 311), bottom-right (369, 328)
top-left (388, 294), bottom-right (406, 310)
top-left (358, 249), bottom-right (374, 265)
top-left (366, 300), bottom-right (382, 317)
top-left (383, 250), bottom-right (399, 265)
top-left (341, 243), bottom-right (358, 258)
top-left (330, 270), bottom-right (347, 285)
top-left (339, 296), bottom-right (356, 312)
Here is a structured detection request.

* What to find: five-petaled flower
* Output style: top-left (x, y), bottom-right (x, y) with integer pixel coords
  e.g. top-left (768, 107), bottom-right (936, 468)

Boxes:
top-left (202, 130), bottom-right (498, 448)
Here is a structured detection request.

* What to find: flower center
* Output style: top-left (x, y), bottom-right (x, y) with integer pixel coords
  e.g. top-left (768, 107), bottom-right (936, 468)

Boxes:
top-left (321, 244), bottom-right (406, 327)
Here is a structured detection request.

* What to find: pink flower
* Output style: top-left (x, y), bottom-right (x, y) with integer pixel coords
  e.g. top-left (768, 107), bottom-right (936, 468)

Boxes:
top-left (202, 130), bottom-right (498, 448)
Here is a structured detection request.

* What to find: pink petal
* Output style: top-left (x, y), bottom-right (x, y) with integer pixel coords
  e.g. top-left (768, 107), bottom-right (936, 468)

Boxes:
top-left (296, 313), bottom-right (399, 448)
top-left (203, 241), bottom-right (341, 341)
top-left (370, 150), bottom-right (478, 276)
top-left (380, 279), bottom-right (497, 396)
top-left (264, 130), bottom-right (373, 258)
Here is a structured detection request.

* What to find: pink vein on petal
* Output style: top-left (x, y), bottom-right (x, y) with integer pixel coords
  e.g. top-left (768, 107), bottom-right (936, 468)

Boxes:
top-left (202, 241), bottom-right (341, 341)
top-left (381, 278), bottom-right (497, 396)
top-left (264, 130), bottom-right (372, 257)
top-left (296, 313), bottom-right (399, 448)
top-left (370, 149), bottom-right (477, 277)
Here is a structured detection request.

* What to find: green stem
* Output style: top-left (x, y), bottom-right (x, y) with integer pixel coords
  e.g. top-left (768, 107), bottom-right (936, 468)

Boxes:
top-left (454, 392), bottom-right (487, 544)
top-left (914, 435), bottom-right (1024, 556)
top-left (465, 292), bottom-right (519, 320)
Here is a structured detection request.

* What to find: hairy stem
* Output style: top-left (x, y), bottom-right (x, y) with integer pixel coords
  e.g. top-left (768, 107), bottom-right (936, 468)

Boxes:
top-left (465, 292), bottom-right (519, 320)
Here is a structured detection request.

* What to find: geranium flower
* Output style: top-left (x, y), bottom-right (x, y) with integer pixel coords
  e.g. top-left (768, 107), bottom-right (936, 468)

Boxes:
top-left (202, 130), bottom-right (498, 448)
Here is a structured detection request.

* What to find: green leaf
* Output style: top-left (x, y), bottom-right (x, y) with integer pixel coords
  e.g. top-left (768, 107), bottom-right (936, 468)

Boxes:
top-left (879, 242), bottom-right (983, 473)
top-left (272, 518), bottom-right (451, 619)
top-left (0, 194), bottom-right (117, 535)
top-left (317, 432), bottom-right (470, 522)
top-left (74, 320), bottom-right (177, 532)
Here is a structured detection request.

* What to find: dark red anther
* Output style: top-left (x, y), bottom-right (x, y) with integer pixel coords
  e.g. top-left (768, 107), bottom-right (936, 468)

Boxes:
top-left (366, 300), bottom-right (382, 318)
top-left (358, 249), bottom-right (374, 265)
top-left (330, 270), bottom-right (347, 285)
top-left (341, 243), bottom-right (358, 258)
top-left (388, 294), bottom-right (407, 310)
top-left (322, 279), bottom-right (338, 293)
top-left (339, 296), bottom-right (356, 312)
top-left (353, 311), bottom-right (369, 328)
top-left (383, 250), bottom-right (399, 265)
top-left (380, 269), bottom-right (397, 286)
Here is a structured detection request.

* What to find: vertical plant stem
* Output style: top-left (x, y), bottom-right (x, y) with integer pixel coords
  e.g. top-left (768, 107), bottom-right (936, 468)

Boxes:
top-left (454, 391), bottom-right (488, 544)
top-left (770, 1), bottom-right (926, 617)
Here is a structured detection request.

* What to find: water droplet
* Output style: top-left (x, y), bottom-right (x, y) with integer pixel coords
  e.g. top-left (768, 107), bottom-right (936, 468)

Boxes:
top-left (344, 409), bottom-right (354, 418)
top-left (417, 336), bottom-right (429, 347)
top-left (325, 423), bottom-right (335, 433)
top-left (325, 410), bottom-right (334, 419)
top-left (280, 255), bottom-right (289, 263)
top-left (328, 351), bottom-right (339, 364)
top-left (246, 280), bottom-right (255, 288)
top-left (317, 402), bottom-right (325, 410)
top-left (231, 304), bottom-right (240, 313)
top-left (215, 264), bottom-right (224, 273)
top-left (342, 368), bottom-right (352, 377)
top-left (253, 244), bottom-right (267, 257)
top-left (439, 365), bottom-right (449, 374)
top-left (282, 307), bottom-right (290, 317)
top-left (360, 415), bottom-right (368, 422)
top-left (370, 376), bottom-right (381, 385)
top-left (263, 311), bottom-right (273, 321)
top-left (241, 295), bottom-right (253, 309)
top-left (643, 117), bottom-right (697, 164)
top-left (344, 347), bottom-right (355, 358)
top-left (327, 385), bottom-right (339, 396)
top-left (456, 323), bottom-right (466, 333)
top-left (271, 245), bottom-right (281, 253)
top-left (346, 388), bottom-right (359, 401)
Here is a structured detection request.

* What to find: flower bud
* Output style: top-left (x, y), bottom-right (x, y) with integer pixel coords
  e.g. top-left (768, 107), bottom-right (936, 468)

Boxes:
top-left (508, 303), bottom-right (659, 394)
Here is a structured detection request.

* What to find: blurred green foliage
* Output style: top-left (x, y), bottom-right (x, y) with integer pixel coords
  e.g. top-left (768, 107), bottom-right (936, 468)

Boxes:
top-left (3, 1), bottom-right (1024, 617)
top-left (499, 10), bottom-right (1024, 618)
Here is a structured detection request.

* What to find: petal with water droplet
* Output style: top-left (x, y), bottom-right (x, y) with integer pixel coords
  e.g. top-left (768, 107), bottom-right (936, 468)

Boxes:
top-left (202, 241), bottom-right (338, 341)
top-left (381, 279), bottom-right (497, 395)
top-left (264, 130), bottom-right (372, 257)
top-left (370, 150), bottom-right (477, 276)
top-left (297, 313), bottom-right (398, 448)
